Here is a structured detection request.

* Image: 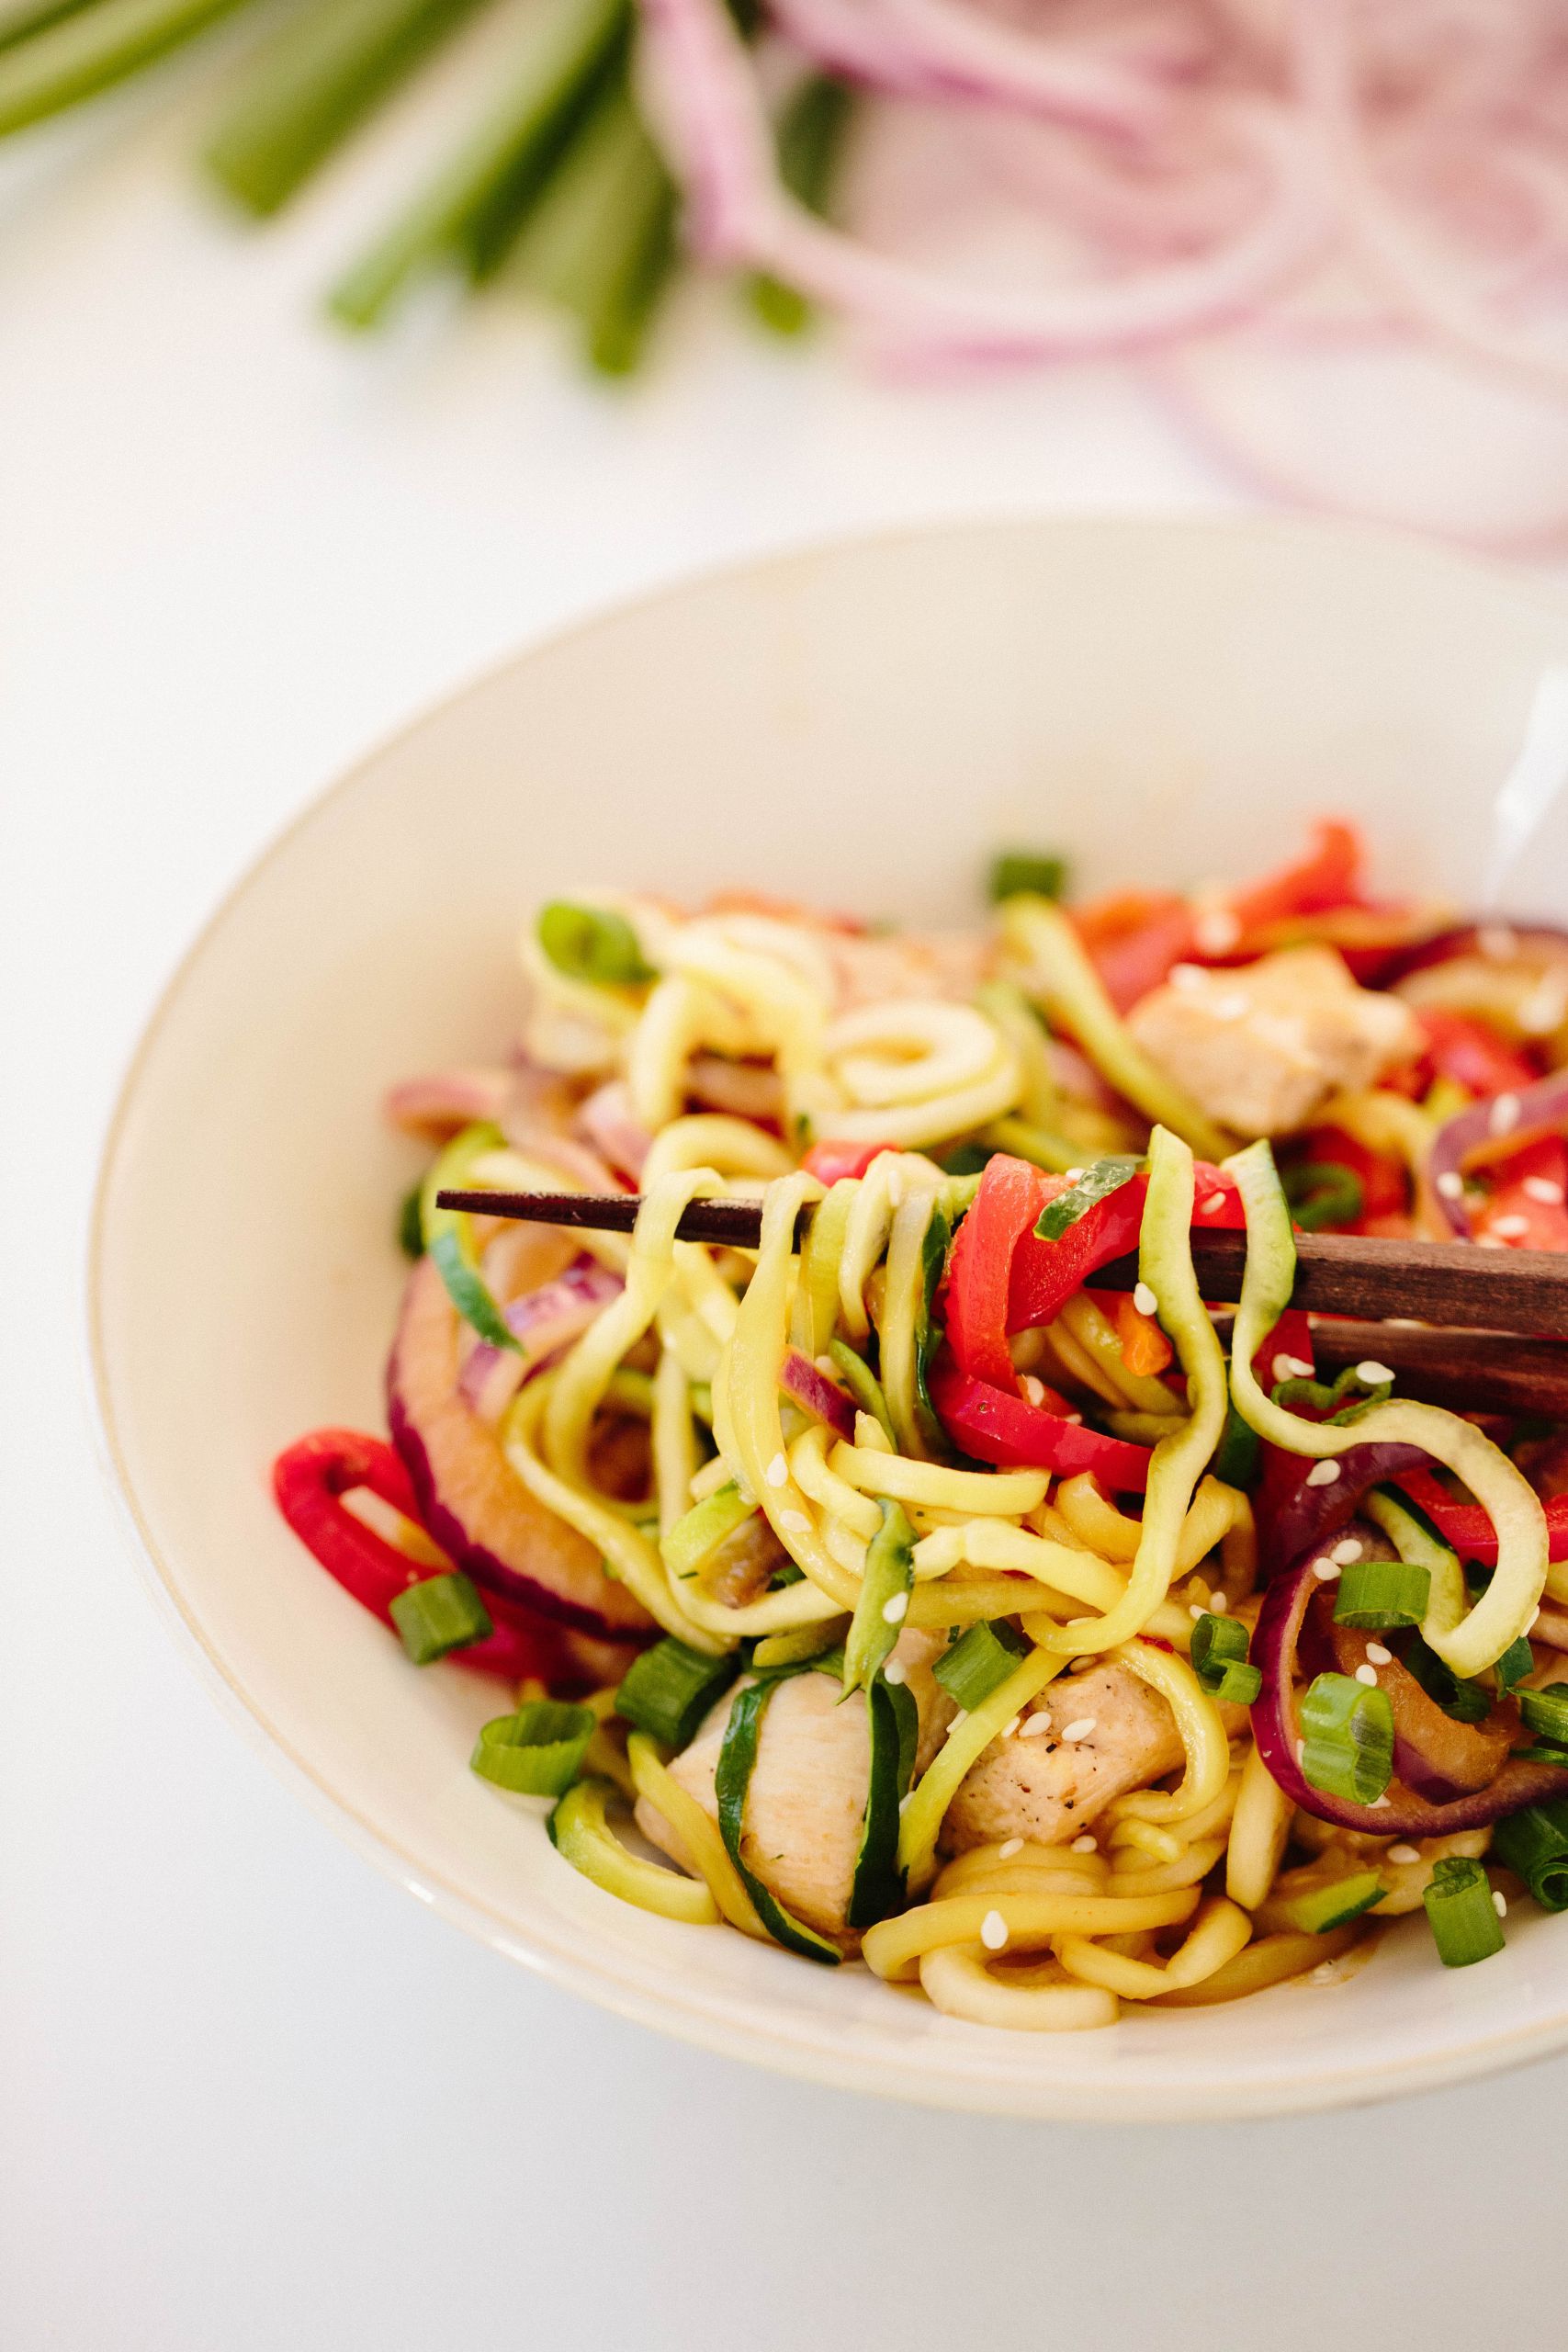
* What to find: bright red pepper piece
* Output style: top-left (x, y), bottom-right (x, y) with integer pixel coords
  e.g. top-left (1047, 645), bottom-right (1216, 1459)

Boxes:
top-left (1471, 1135), bottom-right (1568, 1252)
top-left (1070, 890), bottom-right (1198, 1013)
top-left (273, 1429), bottom-right (558, 1679)
top-left (928, 1355), bottom-right (1153, 1492)
top-left (1393, 1465), bottom-right (1568, 1566)
top-left (1005, 1162), bottom-right (1243, 1339)
top-left (1416, 1009), bottom-right (1541, 1101)
top-left (1224, 819), bottom-right (1364, 936)
top-left (942, 1154), bottom-right (1065, 1389)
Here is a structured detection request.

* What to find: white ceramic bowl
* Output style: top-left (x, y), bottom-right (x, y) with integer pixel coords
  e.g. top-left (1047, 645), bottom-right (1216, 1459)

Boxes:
top-left (92, 514), bottom-right (1568, 2120)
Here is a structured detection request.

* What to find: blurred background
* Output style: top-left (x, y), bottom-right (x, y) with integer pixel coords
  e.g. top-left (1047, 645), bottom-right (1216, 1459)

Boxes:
top-left (6, 5), bottom-right (1568, 2347)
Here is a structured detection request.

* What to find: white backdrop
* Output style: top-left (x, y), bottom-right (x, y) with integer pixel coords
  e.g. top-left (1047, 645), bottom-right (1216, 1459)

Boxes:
top-left (5, 40), bottom-right (1567, 2352)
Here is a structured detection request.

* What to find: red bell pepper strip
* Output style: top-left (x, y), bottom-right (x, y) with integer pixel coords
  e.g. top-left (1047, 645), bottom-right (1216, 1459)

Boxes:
top-left (1069, 890), bottom-right (1197, 1013)
top-left (942, 1153), bottom-right (1066, 1389)
top-left (1224, 819), bottom-right (1363, 936)
top-left (273, 1429), bottom-right (558, 1679)
top-left (1005, 1163), bottom-right (1244, 1339)
top-left (800, 1138), bottom-right (900, 1186)
top-left (1393, 1464), bottom-right (1568, 1567)
top-left (928, 1354), bottom-right (1153, 1492)
top-left (1471, 1135), bottom-right (1568, 1252)
top-left (1415, 1009), bottom-right (1541, 1101)
top-left (1248, 1308), bottom-right (1322, 1549)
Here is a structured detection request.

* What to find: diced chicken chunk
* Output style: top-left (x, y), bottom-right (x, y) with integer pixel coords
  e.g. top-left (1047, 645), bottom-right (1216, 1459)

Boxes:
top-left (635, 1631), bottom-right (953, 1939)
top-left (942, 1662), bottom-right (1184, 1852)
top-left (1125, 946), bottom-right (1422, 1138)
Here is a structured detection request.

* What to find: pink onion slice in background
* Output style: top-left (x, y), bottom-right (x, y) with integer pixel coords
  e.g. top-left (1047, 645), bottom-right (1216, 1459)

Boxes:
top-left (576, 1080), bottom-right (654, 1182)
top-left (383, 1068), bottom-right (514, 1141)
top-left (457, 1256), bottom-right (625, 1426)
top-left (781, 1348), bottom-right (858, 1441)
top-left (1427, 1067), bottom-right (1568, 1238)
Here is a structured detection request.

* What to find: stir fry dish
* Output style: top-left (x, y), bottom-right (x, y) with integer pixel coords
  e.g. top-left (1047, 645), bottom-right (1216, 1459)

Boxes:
top-left (274, 820), bottom-right (1568, 2030)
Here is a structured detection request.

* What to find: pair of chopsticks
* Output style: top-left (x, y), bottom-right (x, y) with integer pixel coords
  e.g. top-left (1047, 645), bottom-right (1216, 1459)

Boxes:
top-left (436, 1188), bottom-right (1568, 1419)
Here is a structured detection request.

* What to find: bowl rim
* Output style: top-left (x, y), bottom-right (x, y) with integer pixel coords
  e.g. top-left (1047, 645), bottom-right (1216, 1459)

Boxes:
top-left (85, 506), bottom-right (1568, 2121)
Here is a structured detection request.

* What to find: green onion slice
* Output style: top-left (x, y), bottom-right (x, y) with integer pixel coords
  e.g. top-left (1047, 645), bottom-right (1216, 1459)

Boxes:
top-left (827, 1339), bottom-right (897, 1448)
top-left (1281, 1159), bottom-right (1365, 1233)
top-left (1519, 1685), bottom-right (1568, 1749)
top-left (846, 1672), bottom-right (918, 1929)
top-left (388, 1569), bottom-right (492, 1662)
top-left (1494, 1632), bottom-right (1535, 1697)
top-left (471, 1699), bottom-right (595, 1795)
top-left (536, 899), bottom-right (652, 985)
top-left (1271, 1363), bottom-right (1393, 1423)
top-left (714, 1676), bottom-right (841, 1964)
top-left (1423, 1855), bottom-right (1506, 1967)
top-left (615, 1636), bottom-right (738, 1748)
top-left (931, 1620), bottom-right (1029, 1712)
top-left (1332, 1558), bottom-right (1432, 1631)
top-left (1493, 1798), bottom-right (1568, 1913)
top-left (843, 1499), bottom-right (916, 1694)
top-left (1278, 1870), bottom-right (1385, 1935)
top-left (1299, 1671), bottom-right (1395, 1805)
top-left (421, 1121), bottom-right (518, 1350)
top-left (988, 850), bottom-right (1067, 904)
top-left (1035, 1154), bottom-right (1144, 1241)
top-left (398, 1180), bottom-right (426, 1260)
top-left (1190, 1611), bottom-right (1262, 1705)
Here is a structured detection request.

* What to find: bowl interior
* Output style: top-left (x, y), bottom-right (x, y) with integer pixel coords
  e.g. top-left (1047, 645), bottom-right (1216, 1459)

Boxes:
top-left (92, 514), bottom-right (1568, 2120)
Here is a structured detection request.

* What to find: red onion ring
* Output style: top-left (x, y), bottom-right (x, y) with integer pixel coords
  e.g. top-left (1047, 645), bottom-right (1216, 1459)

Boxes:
top-left (457, 1258), bottom-right (625, 1425)
top-left (1378, 922), bottom-right (1568, 987)
top-left (1428, 1066), bottom-right (1568, 1238)
top-left (781, 1348), bottom-right (858, 1442)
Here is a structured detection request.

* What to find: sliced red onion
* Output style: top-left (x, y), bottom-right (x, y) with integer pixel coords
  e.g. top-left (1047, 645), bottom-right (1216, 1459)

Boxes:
top-left (1379, 923), bottom-right (1568, 988)
top-left (686, 1054), bottom-right (784, 1122)
top-left (457, 1258), bottom-right (624, 1426)
top-left (780, 1348), bottom-right (858, 1442)
top-left (1264, 1439), bottom-right (1430, 1575)
top-left (1428, 1066), bottom-right (1568, 1238)
top-left (383, 1068), bottom-right (513, 1141)
top-left (576, 1081), bottom-right (654, 1182)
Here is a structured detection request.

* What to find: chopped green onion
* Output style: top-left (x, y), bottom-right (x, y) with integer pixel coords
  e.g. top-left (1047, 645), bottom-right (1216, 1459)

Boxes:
top-left (846, 1672), bottom-right (917, 1929)
top-left (1034, 1155), bottom-right (1144, 1241)
top-left (1494, 1632), bottom-right (1535, 1697)
top-left (1281, 1159), bottom-right (1365, 1233)
top-left (1299, 1672), bottom-right (1395, 1806)
top-left (1403, 1635), bottom-right (1494, 1724)
top-left (398, 1180), bottom-right (426, 1260)
top-left (1519, 1685), bottom-right (1568, 1748)
top-left (1423, 1855), bottom-right (1506, 1967)
top-left (472, 1699), bottom-right (595, 1794)
top-left (1332, 1558), bottom-right (1432, 1631)
top-left (715, 1677), bottom-right (841, 1964)
top-left (536, 899), bottom-right (652, 984)
top-left (843, 1500), bottom-right (916, 1694)
top-left (826, 1339), bottom-right (896, 1447)
top-left (0, 0), bottom-right (250, 138)
top-left (1272, 1363), bottom-right (1393, 1422)
top-left (932, 1620), bottom-right (1028, 1712)
top-left (615, 1636), bottom-right (738, 1748)
top-left (389, 1569), bottom-right (492, 1663)
top-left (1210, 1400), bottom-right (1261, 1490)
top-left (1278, 1870), bottom-right (1385, 1934)
top-left (1190, 1611), bottom-right (1262, 1705)
top-left (750, 74), bottom-right (854, 334)
top-left (660, 1482), bottom-right (755, 1581)
top-left (1493, 1798), bottom-right (1568, 1913)
top-left (421, 1121), bottom-right (518, 1350)
top-left (937, 1140), bottom-right (996, 1177)
top-left (511, 77), bottom-right (677, 374)
top-left (988, 851), bottom-right (1068, 905)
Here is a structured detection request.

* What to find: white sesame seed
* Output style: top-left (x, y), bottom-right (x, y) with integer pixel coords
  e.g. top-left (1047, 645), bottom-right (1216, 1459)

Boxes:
top-left (1296, 1739), bottom-right (1306, 1767)
top-left (898, 1793), bottom-right (913, 1814)
top-left (1189, 1602), bottom-right (1205, 1621)
top-left (1313, 1558), bottom-right (1342, 1582)
top-left (779, 1509), bottom-right (811, 1534)
top-left (1065, 1412), bottom-right (1084, 1426)
top-left (1195, 909), bottom-right (1242, 955)
top-left (1064, 1168), bottom-right (1085, 1184)
top-left (1479, 925), bottom-right (1519, 961)
top-left (1020, 1713), bottom-right (1054, 1739)
top-left (1490, 1091), bottom-right (1522, 1136)
top-left (765, 1452), bottom-right (789, 1488)
top-left (998, 1837), bottom-right (1024, 1860)
top-left (1520, 983), bottom-right (1568, 1036)
top-left (1332, 1538), bottom-right (1364, 1565)
top-left (980, 1909), bottom-right (1010, 1951)
top-left (1209, 1591), bottom-right (1230, 1615)
top-left (881, 1590), bottom-right (909, 1625)
top-left (1021, 1374), bottom-right (1047, 1408)
top-left (1273, 1352), bottom-right (1314, 1383)
top-left (1201, 1192), bottom-right (1228, 1217)
top-left (1436, 1170), bottom-right (1465, 1200)
top-left (1001, 1717), bottom-right (1021, 1739)
top-left (883, 1658), bottom-right (907, 1686)
top-left (1355, 1361), bottom-right (1393, 1385)
top-left (1061, 1717), bottom-right (1098, 1742)
top-left (1388, 1843), bottom-right (1420, 1865)
top-left (1306, 1460), bottom-right (1342, 1487)
top-left (1523, 1176), bottom-right (1566, 1205)
top-left (948, 1710), bottom-right (968, 1733)
top-left (1366, 1643), bottom-right (1393, 1666)
top-left (1069, 1655), bottom-right (1096, 1671)
top-left (1494, 1889), bottom-right (1508, 1919)
top-left (1478, 1233), bottom-right (1508, 1249)
top-left (1134, 1282), bottom-right (1159, 1318)
top-left (1309, 1962), bottom-right (1337, 1984)
top-left (1368, 1795), bottom-right (1392, 1810)
top-left (1071, 1834), bottom-right (1099, 1854)
top-left (1169, 963), bottom-right (1206, 992)
top-left (1355, 1663), bottom-right (1379, 1687)
top-left (1489, 1215), bottom-right (1530, 1241)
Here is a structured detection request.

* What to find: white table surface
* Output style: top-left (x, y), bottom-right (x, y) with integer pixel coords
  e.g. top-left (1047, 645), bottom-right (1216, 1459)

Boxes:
top-left (6, 37), bottom-right (1568, 2352)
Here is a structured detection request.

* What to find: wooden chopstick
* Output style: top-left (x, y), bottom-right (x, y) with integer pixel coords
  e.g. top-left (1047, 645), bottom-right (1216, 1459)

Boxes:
top-left (435, 1187), bottom-right (1568, 1342)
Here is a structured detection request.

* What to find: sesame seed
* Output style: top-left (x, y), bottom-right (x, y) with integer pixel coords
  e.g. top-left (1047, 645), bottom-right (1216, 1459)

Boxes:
top-left (1490, 1092), bottom-right (1522, 1136)
top-left (1201, 1192), bottom-right (1228, 1217)
top-left (1273, 1352), bottom-right (1314, 1383)
top-left (1309, 1962), bottom-right (1337, 1984)
top-left (1313, 1558), bottom-right (1341, 1582)
top-left (881, 1590), bottom-right (909, 1625)
top-left (980, 1909), bottom-right (1010, 1951)
top-left (948, 1710), bottom-right (968, 1732)
top-left (1134, 1282), bottom-right (1159, 1318)
top-left (1194, 909), bottom-right (1242, 955)
top-left (1479, 925), bottom-right (1518, 961)
top-left (1355, 1360), bottom-right (1393, 1385)
top-left (1021, 1374), bottom-right (1046, 1408)
top-left (1521, 984), bottom-right (1568, 1036)
top-left (1494, 1889), bottom-right (1508, 1919)
top-left (1020, 1713), bottom-right (1054, 1739)
top-left (1355, 1663), bottom-right (1379, 1687)
top-left (1489, 1215), bottom-right (1530, 1241)
top-left (779, 1509), bottom-right (811, 1534)
top-left (1523, 1176), bottom-right (1566, 1205)
top-left (898, 1793), bottom-right (913, 1814)
top-left (883, 1659), bottom-right (908, 1686)
top-left (1436, 1170), bottom-right (1465, 1200)
top-left (1065, 1168), bottom-right (1085, 1183)
top-left (1209, 1591), bottom-right (1229, 1615)
top-left (765, 1453), bottom-right (789, 1488)
top-left (1001, 1717), bottom-right (1021, 1739)
top-left (1388, 1844), bottom-right (1420, 1865)
top-left (1368, 1795), bottom-right (1392, 1810)
top-left (1478, 1234), bottom-right (1507, 1249)
top-left (1069, 1655), bottom-right (1096, 1671)
top-left (1332, 1538), bottom-right (1363, 1565)
top-left (1170, 964), bottom-right (1205, 992)
top-left (998, 1837), bottom-right (1024, 1860)
top-left (1295, 1739), bottom-right (1306, 1767)
top-left (1366, 1642), bottom-right (1393, 1666)
top-left (1071, 1834), bottom-right (1099, 1854)
top-left (1061, 1717), bottom-right (1098, 1742)
top-left (1306, 1461), bottom-right (1341, 1487)
top-left (1189, 1602), bottom-right (1205, 1621)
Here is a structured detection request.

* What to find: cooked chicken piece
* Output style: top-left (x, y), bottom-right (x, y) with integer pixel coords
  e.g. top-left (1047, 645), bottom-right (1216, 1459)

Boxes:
top-left (1125, 946), bottom-right (1422, 1138)
top-left (635, 1631), bottom-right (954, 1940)
top-left (941, 1661), bottom-right (1186, 1852)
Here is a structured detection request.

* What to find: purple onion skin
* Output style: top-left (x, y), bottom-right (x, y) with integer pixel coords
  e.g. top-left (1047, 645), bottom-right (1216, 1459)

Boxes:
top-left (1263, 1442), bottom-right (1429, 1577)
top-left (1251, 1547), bottom-right (1568, 1836)
top-left (780, 1350), bottom-right (857, 1443)
top-left (1377, 922), bottom-right (1568, 987)
top-left (1427, 1065), bottom-right (1568, 1240)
